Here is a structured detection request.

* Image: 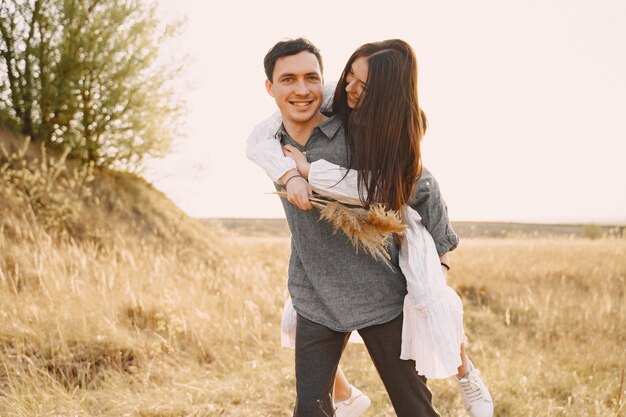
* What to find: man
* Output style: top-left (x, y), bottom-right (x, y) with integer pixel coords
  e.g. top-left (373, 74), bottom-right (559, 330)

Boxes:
top-left (255, 38), bottom-right (442, 417)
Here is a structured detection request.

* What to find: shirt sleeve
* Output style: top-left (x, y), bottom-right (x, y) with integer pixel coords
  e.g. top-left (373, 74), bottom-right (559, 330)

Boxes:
top-left (308, 159), bottom-right (364, 205)
top-left (245, 111), bottom-right (296, 182)
top-left (409, 168), bottom-right (460, 256)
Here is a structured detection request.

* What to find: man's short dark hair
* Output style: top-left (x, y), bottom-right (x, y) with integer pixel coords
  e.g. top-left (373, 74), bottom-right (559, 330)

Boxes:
top-left (264, 38), bottom-right (323, 82)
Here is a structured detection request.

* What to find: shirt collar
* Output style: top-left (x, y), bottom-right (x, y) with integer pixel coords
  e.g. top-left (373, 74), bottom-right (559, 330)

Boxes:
top-left (317, 114), bottom-right (342, 140)
top-left (275, 114), bottom-right (342, 141)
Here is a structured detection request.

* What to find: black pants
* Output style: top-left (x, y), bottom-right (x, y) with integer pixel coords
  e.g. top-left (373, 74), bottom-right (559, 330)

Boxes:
top-left (294, 313), bottom-right (440, 417)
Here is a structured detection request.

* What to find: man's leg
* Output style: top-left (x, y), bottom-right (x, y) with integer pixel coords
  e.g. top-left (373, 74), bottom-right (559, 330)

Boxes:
top-left (295, 314), bottom-right (350, 417)
top-left (358, 313), bottom-right (440, 417)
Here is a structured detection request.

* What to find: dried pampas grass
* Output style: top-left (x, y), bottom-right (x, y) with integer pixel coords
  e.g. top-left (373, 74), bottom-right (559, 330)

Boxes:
top-left (274, 191), bottom-right (405, 266)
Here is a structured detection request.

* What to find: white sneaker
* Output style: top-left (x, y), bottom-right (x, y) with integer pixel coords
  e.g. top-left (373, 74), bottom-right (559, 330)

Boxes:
top-left (334, 385), bottom-right (371, 417)
top-left (457, 366), bottom-right (494, 417)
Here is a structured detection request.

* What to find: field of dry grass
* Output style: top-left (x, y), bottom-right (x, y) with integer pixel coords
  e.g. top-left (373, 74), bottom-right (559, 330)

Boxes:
top-left (1, 224), bottom-right (625, 416)
top-left (1, 131), bottom-right (625, 416)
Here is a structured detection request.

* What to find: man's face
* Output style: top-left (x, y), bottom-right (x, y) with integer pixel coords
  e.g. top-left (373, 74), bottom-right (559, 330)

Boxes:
top-left (266, 51), bottom-right (323, 126)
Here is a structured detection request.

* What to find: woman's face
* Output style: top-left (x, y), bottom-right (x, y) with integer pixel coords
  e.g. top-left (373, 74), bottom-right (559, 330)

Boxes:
top-left (345, 56), bottom-right (369, 109)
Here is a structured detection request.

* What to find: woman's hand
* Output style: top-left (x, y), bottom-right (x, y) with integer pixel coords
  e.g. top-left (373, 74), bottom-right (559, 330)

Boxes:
top-left (282, 144), bottom-right (311, 179)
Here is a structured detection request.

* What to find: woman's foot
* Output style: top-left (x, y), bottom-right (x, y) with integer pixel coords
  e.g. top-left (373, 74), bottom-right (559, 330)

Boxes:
top-left (334, 385), bottom-right (371, 417)
top-left (457, 363), bottom-right (494, 417)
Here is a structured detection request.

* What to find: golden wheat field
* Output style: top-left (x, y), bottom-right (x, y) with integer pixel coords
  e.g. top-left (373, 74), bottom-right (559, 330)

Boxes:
top-left (1, 217), bottom-right (625, 416)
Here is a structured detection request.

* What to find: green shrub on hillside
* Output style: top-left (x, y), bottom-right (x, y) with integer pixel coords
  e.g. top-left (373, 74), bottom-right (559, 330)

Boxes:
top-left (0, 0), bottom-right (185, 170)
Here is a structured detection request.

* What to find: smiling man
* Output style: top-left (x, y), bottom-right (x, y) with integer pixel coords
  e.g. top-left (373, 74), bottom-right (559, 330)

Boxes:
top-left (265, 49), bottom-right (326, 145)
top-left (262, 40), bottom-right (328, 211)
top-left (258, 38), bottom-right (442, 417)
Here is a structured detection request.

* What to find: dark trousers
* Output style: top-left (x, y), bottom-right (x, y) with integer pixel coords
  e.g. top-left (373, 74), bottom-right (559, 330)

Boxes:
top-left (294, 313), bottom-right (440, 417)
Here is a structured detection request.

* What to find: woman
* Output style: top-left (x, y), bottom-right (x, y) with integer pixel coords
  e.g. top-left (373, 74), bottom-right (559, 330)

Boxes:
top-left (247, 39), bottom-right (493, 417)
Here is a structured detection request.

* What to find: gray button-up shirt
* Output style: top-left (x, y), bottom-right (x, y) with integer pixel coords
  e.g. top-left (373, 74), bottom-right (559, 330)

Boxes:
top-left (276, 114), bottom-right (459, 331)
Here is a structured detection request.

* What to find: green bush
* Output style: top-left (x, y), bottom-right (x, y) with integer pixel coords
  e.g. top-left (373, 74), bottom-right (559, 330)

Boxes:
top-left (580, 224), bottom-right (604, 239)
top-left (0, 0), bottom-right (185, 170)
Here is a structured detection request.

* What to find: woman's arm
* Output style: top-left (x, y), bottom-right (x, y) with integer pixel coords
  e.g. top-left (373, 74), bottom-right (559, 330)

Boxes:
top-left (308, 159), bottom-right (365, 206)
top-left (282, 144), bottom-right (365, 206)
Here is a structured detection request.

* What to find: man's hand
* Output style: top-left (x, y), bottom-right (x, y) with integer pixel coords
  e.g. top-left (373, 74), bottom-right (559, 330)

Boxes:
top-left (279, 169), bottom-right (313, 210)
top-left (286, 176), bottom-right (313, 210)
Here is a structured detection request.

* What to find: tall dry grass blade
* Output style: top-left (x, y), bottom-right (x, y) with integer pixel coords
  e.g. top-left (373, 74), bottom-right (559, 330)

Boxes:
top-left (615, 354), bottom-right (626, 417)
top-left (269, 190), bottom-right (329, 205)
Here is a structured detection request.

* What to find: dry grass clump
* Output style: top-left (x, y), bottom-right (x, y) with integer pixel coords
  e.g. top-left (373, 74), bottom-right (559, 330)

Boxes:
top-left (315, 200), bottom-right (405, 265)
top-left (3, 339), bottom-right (143, 390)
top-left (1, 137), bottom-right (94, 235)
top-left (0, 209), bottom-right (262, 415)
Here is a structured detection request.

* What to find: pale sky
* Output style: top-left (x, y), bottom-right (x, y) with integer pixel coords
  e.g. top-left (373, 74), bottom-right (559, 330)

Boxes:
top-left (145, 0), bottom-right (626, 223)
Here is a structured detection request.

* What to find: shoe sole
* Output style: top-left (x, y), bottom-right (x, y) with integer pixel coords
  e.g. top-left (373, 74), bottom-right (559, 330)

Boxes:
top-left (335, 395), bottom-right (371, 417)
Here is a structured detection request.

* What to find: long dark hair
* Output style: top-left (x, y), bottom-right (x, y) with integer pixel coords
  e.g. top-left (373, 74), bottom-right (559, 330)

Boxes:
top-left (333, 40), bottom-right (427, 211)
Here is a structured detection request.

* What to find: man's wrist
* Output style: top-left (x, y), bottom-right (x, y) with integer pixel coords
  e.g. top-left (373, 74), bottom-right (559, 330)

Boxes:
top-left (279, 169), bottom-right (300, 185)
top-left (285, 174), bottom-right (305, 187)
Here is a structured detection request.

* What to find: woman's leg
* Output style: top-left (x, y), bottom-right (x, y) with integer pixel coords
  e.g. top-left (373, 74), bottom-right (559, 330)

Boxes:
top-left (457, 341), bottom-right (471, 377)
top-left (333, 365), bottom-right (352, 402)
top-left (456, 340), bottom-right (494, 417)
